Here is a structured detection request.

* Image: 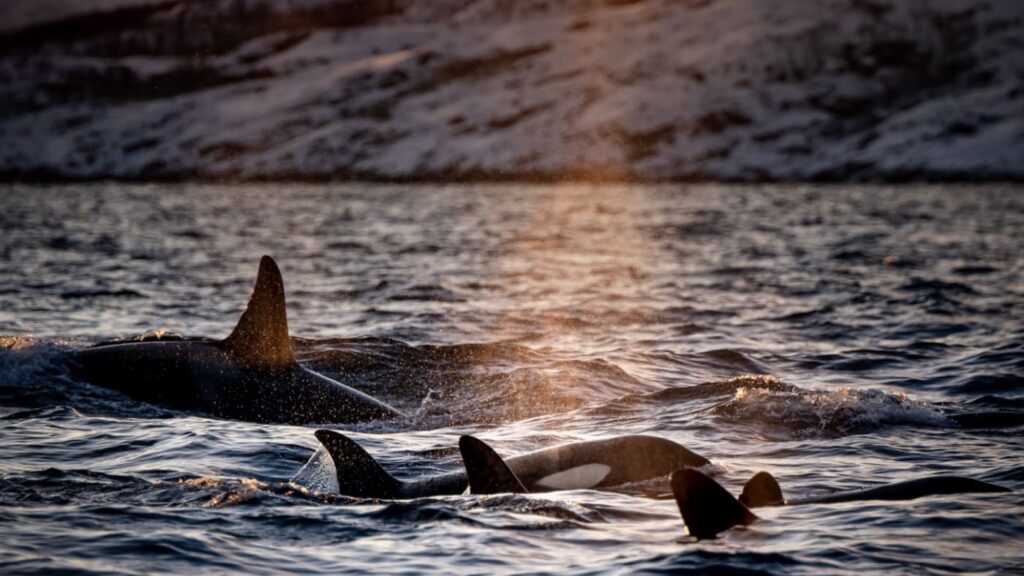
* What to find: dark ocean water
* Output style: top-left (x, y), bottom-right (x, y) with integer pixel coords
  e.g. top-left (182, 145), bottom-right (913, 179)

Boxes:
top-left (0, 183), bottom-right (1022, 574)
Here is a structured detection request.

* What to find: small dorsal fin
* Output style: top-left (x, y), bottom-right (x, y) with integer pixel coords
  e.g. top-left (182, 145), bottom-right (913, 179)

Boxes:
top-left (315, 430), bottom-right (401, 499)
top-left (223, 256), bottom-right (294, 366)
top-left (671, 469), bottom-right (757, 539)
top-left (459, 436), bottom-right (528, 495)
top-left (739, 471), bottom-right (785, 507)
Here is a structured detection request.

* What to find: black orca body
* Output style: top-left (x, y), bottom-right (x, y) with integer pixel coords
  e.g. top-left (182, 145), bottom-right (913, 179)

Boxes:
top-left (671, 469), bottom-right (1011, 540)
top-left (68, 257), bottom-right (403, 425)
top-left (313, 430), bottom-right (709, 498)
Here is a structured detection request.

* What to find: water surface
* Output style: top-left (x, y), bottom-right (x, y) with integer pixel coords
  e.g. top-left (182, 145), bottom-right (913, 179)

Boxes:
top-left (1, 183), bottom-right (1022, 574)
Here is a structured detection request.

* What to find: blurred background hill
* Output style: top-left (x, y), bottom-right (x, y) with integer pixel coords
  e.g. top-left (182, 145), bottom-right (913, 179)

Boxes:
top-left (1, 0), bottom-right (1021, 181)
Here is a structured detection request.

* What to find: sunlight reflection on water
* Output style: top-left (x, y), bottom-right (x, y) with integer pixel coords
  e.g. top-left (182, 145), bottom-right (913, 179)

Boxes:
top-left (0, 183), bottom-right (1021, 574)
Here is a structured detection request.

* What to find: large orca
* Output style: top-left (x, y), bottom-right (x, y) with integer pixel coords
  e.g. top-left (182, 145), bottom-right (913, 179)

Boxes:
top-left (313, 430), bottom-right (709, 498)
top-left (68, 256), bottom-right (403, 424)
top-left (671, 469), bottom-right (1011, 539)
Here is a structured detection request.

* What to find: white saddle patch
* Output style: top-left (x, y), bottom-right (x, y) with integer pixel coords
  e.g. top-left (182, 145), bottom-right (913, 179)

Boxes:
top-left (534, 464), bottom-right (612, 490)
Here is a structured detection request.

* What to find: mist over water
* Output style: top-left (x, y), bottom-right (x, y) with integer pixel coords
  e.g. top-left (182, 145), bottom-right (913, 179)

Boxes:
top-left (1, 183), bottom-right (1022, 574)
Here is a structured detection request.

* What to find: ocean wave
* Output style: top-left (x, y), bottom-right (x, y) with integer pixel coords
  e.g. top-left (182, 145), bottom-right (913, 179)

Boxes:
top-left (1, 404), bottom-right (82, 421)
top-left (627, 375), bottom-right (796, 406)
top-left (299, 337), bottom-right (639, 427)
top-left (290, 447), bottom-right (339, 494)
top-left (174, 476), bottom-right (349, 508)
top-left (0, 337), bottom-right (78, 408)
top-left (712, 385), bottom-right (953, 438)
top-left (0, 184), bottom-right (1021, 573)
top-left (0, 335), bottom-right (177, 419)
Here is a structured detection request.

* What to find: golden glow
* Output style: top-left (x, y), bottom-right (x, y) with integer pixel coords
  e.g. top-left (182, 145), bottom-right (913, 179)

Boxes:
top-left (489, 184), bottom-right (659, 418)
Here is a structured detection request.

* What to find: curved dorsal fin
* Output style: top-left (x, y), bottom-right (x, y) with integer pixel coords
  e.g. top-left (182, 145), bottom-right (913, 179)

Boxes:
top-left (315, 430), bottom-right (401, 499)
top-left (671, 468), bottom-right (757, 539)
top-left (223, 255), bottom-right (294, 367)
top-left (739, 471), bottom-right (785, 507)
top-left (459, 435), bottom-right (528, 495)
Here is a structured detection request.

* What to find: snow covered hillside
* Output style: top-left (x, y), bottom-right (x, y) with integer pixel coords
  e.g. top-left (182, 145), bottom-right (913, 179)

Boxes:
top-left (1, 0), bottom-right (1021, 182)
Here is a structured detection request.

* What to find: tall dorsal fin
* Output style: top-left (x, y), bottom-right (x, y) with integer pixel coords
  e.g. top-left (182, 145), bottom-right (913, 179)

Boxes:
top-left (459, 435), bottom-right (528, 495)
top-left (223, 256), bottom-right (294, 366)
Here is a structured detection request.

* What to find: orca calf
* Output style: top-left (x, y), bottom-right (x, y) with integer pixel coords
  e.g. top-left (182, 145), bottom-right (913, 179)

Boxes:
top-left (69, 256), bottom-right (403, 424)
top-left (313, 430), bottom-right (709, 498)
top-left (671, 469), bottom-right (1011, 540)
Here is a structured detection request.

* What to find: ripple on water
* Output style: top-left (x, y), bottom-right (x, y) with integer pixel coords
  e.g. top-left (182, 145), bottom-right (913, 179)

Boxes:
top-left (0, 183), bottom-right (1022, 574)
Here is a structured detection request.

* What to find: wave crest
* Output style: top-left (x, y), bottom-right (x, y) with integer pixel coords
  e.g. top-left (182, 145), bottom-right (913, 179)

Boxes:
top-left (713, 386), bottom-right (953, 438)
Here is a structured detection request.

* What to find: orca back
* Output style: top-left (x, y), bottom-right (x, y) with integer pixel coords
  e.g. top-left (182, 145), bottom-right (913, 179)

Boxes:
top-left (508, 435), bottom-right (709, 491)
top-left (798, 475), bottom-right (1011, 505)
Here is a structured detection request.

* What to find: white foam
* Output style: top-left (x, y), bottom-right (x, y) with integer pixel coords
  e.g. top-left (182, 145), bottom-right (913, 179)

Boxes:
top-left (290, 446), bottom-right (340, 494)
top-left (714, 386), bottom-right (953, 438)
top-left (0, 336), bottom-right (75, 386)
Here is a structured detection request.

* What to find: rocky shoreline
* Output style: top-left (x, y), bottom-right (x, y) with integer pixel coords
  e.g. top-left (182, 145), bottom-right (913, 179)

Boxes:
top-left (2, 0), bottom-right (1021, 183)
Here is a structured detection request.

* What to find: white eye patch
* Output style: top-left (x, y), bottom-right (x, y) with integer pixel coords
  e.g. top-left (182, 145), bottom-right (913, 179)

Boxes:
top-left (534, 464), bottom-right (611, 490)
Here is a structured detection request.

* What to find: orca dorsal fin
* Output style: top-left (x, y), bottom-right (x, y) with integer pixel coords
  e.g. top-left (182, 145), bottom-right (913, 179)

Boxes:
top-left (739, 471), bottom-right (785, 507)
top-left (223, 256), bottom-right (294, 367)
top-left (671, 469), bottom-right (757, 539)
top-left (315, 430), bottom-right (401, 499)
top-left (459, 435), bottom-right (528, 495)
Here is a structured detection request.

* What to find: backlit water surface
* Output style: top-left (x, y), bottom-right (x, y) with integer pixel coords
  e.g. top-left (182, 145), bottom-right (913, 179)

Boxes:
top-left (1, 183), bottom-right (1022, 574)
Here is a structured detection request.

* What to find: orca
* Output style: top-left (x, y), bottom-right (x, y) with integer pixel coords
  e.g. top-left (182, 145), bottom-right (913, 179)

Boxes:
top-left (671, 468), bottom-right (1011, 540)
top-left (68, 256), bottom-right (403, 424)
top-left (313, 430), bottom-right (709, 498)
